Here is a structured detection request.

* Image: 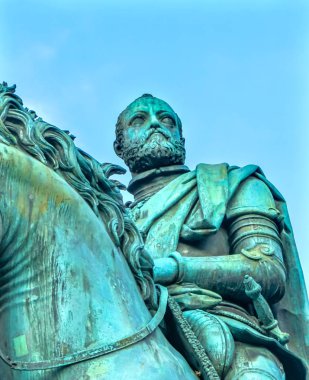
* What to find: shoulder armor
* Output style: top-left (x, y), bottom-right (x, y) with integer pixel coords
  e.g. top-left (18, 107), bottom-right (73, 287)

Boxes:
top-left (226, 177), bottom-right (280, 222)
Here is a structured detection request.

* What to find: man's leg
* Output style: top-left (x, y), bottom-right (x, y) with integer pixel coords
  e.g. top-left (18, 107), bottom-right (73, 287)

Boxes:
top-left (182, 309), bottom-right (235, 378)
top-left (224, 342), bottom-right (285, 380)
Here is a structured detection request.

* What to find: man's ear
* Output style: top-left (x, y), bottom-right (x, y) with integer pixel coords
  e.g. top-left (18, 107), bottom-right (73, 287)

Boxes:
top-left (113, 141), bottom-right (123, 158)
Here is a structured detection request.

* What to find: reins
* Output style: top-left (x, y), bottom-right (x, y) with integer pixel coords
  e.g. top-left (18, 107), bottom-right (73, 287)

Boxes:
top-left (0, 286), bottom-right (168, 371)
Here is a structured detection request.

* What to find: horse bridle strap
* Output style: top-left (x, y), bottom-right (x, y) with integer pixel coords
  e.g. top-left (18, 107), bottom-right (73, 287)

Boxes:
top-left (1, 285), bottom-right (168, 371)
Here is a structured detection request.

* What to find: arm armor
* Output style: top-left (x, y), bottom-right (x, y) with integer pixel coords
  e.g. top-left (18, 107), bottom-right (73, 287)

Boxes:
top-left (154, 177), bottom-right (287, 303)
top-left (228, 213), bottom-right (286, 302)
top-left (229, 214), bottom-right (285, 266)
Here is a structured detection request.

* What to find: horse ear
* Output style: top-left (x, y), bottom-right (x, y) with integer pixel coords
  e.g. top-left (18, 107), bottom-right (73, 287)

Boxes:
top-left (114, 141), bottom-right (123, 158)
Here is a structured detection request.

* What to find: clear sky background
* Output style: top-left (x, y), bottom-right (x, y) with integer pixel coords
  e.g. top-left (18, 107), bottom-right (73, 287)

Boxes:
top-left (2, 0), bottom-right (308, 287)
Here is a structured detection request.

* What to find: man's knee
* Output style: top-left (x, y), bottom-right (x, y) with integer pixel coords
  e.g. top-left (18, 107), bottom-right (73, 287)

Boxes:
top-left (225, 342), bottom-right (285, 380)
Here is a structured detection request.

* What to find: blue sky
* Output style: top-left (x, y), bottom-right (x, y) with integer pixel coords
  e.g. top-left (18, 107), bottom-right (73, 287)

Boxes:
top-left (2, 0), bottom-right (308, 286)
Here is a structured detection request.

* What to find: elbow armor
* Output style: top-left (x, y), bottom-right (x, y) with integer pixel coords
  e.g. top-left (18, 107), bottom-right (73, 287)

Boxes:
top-left (229, 214), bottom-right (284, 266)
top-left (226, 177), bottom-right (287, 301)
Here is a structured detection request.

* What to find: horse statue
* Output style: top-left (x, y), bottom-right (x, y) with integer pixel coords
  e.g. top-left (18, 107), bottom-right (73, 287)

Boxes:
top-left (0, 82), bottom-right (198, 380)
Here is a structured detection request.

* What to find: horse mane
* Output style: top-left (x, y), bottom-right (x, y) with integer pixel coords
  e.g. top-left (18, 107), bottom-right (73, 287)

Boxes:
top-left (0, 82), bottom-right (157, 308)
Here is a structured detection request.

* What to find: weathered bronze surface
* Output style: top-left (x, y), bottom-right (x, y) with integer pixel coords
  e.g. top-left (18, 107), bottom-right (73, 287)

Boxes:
top-left (0, 83), bottom-right (307, 379)
top-left (115, 94), bottom-right (308, 379)
top-left (0, 83), bottom-right (199, 379)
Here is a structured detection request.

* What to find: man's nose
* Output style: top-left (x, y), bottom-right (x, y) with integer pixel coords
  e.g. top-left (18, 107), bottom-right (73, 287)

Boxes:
top-left (149, 117), bottom-right (160, 129)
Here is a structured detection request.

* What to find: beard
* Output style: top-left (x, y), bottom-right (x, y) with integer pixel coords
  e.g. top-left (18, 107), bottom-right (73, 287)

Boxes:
top-left (122, 130), bottom-right (186, 173)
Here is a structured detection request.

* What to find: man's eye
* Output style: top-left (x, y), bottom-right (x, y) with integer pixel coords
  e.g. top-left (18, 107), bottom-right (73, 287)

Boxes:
top-left (161, 116), bottom-right (175, 125)
top-left (131, 116), bottom-right (145, 126)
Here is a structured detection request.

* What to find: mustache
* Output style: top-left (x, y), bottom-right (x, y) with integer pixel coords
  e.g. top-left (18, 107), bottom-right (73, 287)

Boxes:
top-left (144, 127), bottom-right (172, 140)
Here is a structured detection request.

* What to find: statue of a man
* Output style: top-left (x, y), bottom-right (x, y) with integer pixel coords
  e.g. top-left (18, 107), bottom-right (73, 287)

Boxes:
top-left (114, 94), bottom-right (308, 379)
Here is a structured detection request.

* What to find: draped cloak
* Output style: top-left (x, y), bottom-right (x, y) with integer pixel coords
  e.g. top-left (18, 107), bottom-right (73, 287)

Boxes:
top-left (131, 163), bottom-right (308, 370)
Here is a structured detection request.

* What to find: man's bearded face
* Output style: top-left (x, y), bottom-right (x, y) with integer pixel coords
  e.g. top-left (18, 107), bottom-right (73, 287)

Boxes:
top-left (116, 98), bottom-right (186, 173)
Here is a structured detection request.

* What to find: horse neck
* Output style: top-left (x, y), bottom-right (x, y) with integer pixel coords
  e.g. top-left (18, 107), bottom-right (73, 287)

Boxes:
top-left (0, 144), bottom-right (151, 363)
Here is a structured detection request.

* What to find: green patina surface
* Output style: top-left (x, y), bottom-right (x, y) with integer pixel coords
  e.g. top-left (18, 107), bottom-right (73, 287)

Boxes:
top-left (0, 83), bottom-right (198, 380)
top-left (13, 336), bottom-right (29, 358)
top-left (0, 82), bottom-right (307, 379)
top-left (114, 94), bottom-right (308, 379)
